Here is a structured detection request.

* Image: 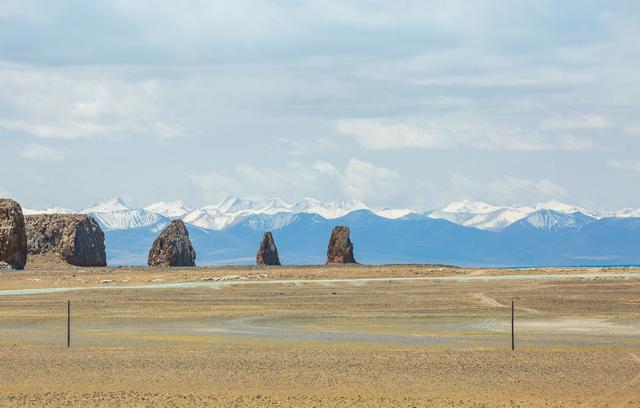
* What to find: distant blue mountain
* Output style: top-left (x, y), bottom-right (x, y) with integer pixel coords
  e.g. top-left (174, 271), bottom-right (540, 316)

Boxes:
top-left (103, 209), bottom-right (640, 267)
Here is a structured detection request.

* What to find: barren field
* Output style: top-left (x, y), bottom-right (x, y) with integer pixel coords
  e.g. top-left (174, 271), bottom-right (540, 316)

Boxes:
top-left (0, 257), bottom-right (639, 406)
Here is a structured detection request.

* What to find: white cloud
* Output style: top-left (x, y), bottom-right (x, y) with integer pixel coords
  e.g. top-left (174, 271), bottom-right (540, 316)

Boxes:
top-left (277, 137), bottom-right (335, 155)
top-left (608, 157), bottom-right (640, 172)
top-left (236, 163), bottom-right (318, 193)
top-left (624, 125), bottom-right (640, 135)
top-left (189, 161), bottom-right (322, 202)
top-left (449, 174), bottom-right (568, 204)
top-left (19, 143), bottom-right (65, 160)
top-left (0, 63), bottom-right (185, 140)
top-left (337, 117), bottom-right (598, 151)
top-left (343, 158), bottom-right (399, 200)
top-left (542, 114), bottom-right (609, 130)
top-left (0, 1), bottom-right (42, 19)
top-left (337, 119), bottom-right (450, 149)
top-left (188, 158), bottom-right (400, 204)
top-left (535, 179), bottom-right (568, 196)
top-left (487, 176), bottom-right (567, 202)
top-left (451, 173), bottom-right (476, 194)
top-left (353, 50), bottom-right (598, 90)
top-left (153, 123), bottom-right (186, 140)
top-left (0, 2), bottom-right (638, 210)
top-left (313, 161), bottom-right (339, 175)
top-left (187, 173), bottom-right (235, 201)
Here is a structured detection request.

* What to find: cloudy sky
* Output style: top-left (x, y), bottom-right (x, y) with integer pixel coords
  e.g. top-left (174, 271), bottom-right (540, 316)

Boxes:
top-left (1, 0), bottom-right (639, 210)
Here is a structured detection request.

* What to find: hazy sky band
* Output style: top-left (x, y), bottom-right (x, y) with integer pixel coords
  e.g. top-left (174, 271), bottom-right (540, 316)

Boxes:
top-left (1, 1), bottom-right (639, 210)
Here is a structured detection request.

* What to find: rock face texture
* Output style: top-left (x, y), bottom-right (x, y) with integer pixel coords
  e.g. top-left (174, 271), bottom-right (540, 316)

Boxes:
top-left (25, 214), bottom-right (106, 267)
top-left (256, 231), bottom-right (281, 266)
top-left (326, 226), bottom-right (356, 264)
top-left (148, 220), bottom-right (196, 267)
top-left (0, 199), bottom-right (28, 270)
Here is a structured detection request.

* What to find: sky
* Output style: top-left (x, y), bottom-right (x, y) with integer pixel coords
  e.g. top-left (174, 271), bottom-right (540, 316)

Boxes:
top-left (1, 0), bottom-right (639, 211)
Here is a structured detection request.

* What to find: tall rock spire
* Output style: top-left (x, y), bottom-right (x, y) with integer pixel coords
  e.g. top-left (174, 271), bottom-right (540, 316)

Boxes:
top-left (148, 220), bottom-right (196, 267)
top-left (326, 226), bottom-right (356, 264)
top-left (256, 231), bottom-right (281, 266)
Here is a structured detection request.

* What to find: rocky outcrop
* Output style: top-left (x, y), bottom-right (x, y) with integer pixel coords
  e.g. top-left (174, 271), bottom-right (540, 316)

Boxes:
top-left (256, 231), bottom-right (281, 266)
top-left (25, 214), bottom-right (106, 267)
top-left (0, 199), bottom-right (28, 270)
top-left (148, 220), bottom-right (196, 267)
top-left (326, 226), bottom-right (356, 264)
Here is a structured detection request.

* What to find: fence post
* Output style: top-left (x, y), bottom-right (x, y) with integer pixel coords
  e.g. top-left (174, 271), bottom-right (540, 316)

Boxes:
top-left (511, 300), bottom-right (515, 351)
top-left (67, 300), bottom-right (71, 348)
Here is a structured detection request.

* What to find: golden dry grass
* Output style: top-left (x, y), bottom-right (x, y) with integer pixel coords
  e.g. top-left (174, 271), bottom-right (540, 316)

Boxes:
top-left (0, 259), bottom-right (639, 406)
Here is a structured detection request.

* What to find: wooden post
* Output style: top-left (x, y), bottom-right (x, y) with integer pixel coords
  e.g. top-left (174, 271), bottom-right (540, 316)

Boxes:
top-left (511, 300), bottom-right (515, 351)
top-left (67, 300), bottom-right (71, 348)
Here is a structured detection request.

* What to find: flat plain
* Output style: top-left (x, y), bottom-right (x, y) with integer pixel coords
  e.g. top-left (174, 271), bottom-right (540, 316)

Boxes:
top-left (0, 257), bottom-right (639, 407)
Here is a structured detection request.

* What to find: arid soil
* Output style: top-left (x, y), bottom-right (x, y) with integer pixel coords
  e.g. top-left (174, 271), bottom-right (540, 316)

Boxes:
top-left (0, 256), bottom-right (639, 406)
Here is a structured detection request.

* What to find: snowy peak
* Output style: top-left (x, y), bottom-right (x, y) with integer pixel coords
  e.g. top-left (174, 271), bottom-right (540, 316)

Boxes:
top-left (82, 197), bottom-right (130, 213)
top-left (180, 197), bottom-right (373, 230)
top-left (144, 201), bottom-right (192, 218)
top-left (441, 200), bottom-right (499, 214)
top-left (431, 200), bottom-right (603, 231)
top-left (258, 198), bottom-right (293, 214)
top-left (438, 199), bottom-right (591, 217)
top-left (429, 205), bottom-right (532, 232)
top-left (291, 198), bottom-right (368, 219)
top-left (17, 196), bottom-right (640, 233)
top-left (372, 207), bottom-right (414, 219)
top-left (264, 197), bottom-right (290, 209)
top-left (611, 208), bottom-right (640, 218)
top-left (183, 208), bottom-right (230, 231)
top-left (23, 206), bottom-right (75, 215)
top-left (79, 197), bottom-right (171, 231)
top-left (179, 196), bottom-right (290, 231)
top-left (244, 212), bottom-right (299, 232)
top-left (533, 200), bottom-right (591, 215)
top-left (292, 197), bottom-right (322, 211)
top-left (216, 196), bottom-right (261, 213)
top-left (90, 208), bottom-right (166, 231)
top-left (463, 207), bottom-right (534, 231)
top-left (515, 209), bottom-right (595, 232)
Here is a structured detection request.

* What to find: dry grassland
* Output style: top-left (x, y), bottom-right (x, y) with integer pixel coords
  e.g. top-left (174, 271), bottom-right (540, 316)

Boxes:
top-left (0, 257), bottom-right (638, 406)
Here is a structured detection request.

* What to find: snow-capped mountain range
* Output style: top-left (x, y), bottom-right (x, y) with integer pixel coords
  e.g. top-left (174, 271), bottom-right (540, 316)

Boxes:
top-left (427, 200), bottom-right (602, 231)
top-left (24, 196), bottom-right (413, 232)
top-left (22, 196), bottom-right (640, 232)
top-left (21, 196), bottom-right (640, 267)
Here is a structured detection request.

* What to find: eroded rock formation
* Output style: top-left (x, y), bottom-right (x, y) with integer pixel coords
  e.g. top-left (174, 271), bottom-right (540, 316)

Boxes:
top-left (256, 231), bottom-right (281, 266)
top-left (326, 225), bottom-right (356, 264)
top-left (25, 214), bottom-right (106, 267)
top-left (148, 220), bottom-right (196, 267)
top-left (0, 199), bottom-right (28, 270)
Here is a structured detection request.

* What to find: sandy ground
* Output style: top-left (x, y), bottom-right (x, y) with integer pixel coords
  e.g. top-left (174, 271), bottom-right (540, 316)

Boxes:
top-left (0, 256), bottom-right (639, 406)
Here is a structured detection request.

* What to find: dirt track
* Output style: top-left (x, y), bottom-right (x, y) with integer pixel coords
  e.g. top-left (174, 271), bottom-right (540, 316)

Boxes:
top-left (0, 259), bottom-right (639, 406)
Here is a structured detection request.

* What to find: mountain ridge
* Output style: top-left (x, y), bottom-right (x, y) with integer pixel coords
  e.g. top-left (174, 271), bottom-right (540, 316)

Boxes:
top-left (25, 196), bottom-right (640, 232)
top-left (99, 208), bottom-right (640, 267)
